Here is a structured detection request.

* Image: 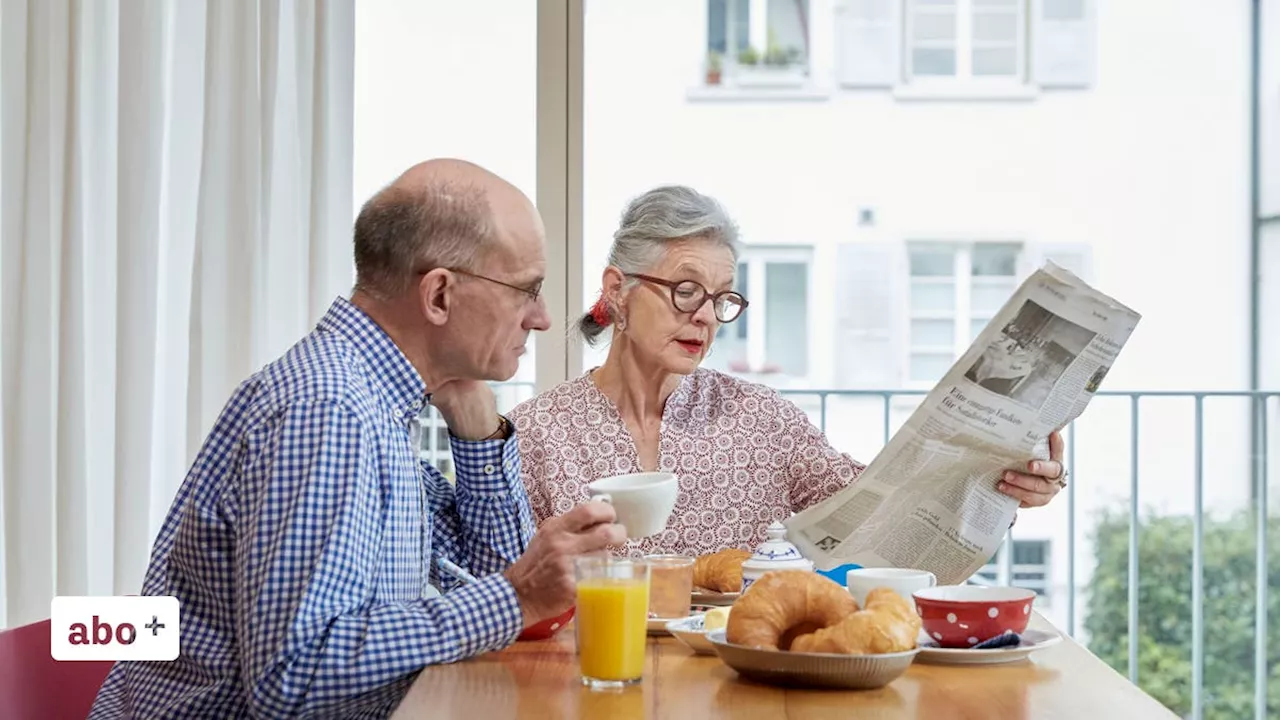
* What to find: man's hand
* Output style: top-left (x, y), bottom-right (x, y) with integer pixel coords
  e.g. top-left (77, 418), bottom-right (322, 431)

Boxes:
top-left (502, 501), bottom-right (626, 626)
top-left (430, 380), bottom-right (500, 440)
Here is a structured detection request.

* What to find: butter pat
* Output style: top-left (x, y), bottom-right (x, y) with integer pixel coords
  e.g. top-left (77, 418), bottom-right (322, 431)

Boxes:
top-left (703, 606), bottom-right (731, 631)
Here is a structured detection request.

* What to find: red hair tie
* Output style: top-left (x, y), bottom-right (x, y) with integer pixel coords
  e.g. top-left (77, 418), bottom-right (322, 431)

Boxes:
top-left (589, 296), bottom-right (612, 327)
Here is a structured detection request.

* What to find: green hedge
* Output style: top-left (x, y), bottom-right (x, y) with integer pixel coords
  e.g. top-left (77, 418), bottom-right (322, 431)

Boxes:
top-left (1085, 510), bottom-right (1280, 718)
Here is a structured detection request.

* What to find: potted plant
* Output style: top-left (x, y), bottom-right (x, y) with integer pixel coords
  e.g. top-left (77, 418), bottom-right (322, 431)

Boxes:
top-left (706, 51), bottom-right (723, 86)
top-left (736, 31), bottom-right (806, 88)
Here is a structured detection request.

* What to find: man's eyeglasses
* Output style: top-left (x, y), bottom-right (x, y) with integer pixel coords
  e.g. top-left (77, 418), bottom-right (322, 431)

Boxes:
top-left (625, 273), bottom-right (748, 323)
top-left (421, 267), bottom-right (543, 302)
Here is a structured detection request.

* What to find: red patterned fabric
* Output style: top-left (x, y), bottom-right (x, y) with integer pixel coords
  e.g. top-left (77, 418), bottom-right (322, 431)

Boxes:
top-left (510, 368), bottom-right (866, 557)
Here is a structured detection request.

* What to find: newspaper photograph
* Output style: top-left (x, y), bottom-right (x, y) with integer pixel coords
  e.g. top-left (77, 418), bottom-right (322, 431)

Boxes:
top-left (784, 261), bottom-right (1142, 586)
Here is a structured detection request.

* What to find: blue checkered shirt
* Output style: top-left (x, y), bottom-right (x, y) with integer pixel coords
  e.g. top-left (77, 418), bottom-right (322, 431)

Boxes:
top-left (89, 297), bottom-right (535, 719)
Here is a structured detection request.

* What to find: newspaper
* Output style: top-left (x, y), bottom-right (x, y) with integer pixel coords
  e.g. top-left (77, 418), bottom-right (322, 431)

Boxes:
top-left (784, 261), bottom-right (1141, 586)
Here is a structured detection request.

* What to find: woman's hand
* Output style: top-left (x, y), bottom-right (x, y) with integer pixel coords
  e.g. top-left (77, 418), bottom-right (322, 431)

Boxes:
top-left (998, 430), bottom-right (1067, 509)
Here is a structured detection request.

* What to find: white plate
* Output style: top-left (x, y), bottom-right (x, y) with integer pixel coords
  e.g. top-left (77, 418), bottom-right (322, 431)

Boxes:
top-left (691, 589), bottom-right (740, 606)
top-left (665, 615), bottom-right (719, 655)
top-left (914, 628), bottom-right (1063, 665)
top-left (648, 605), bottom-right (715, 635)
top-left (648, 616), bottom-right (679, 634)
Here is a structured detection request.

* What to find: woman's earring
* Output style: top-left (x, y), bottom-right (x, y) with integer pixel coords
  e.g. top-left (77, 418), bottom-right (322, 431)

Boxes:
top-left (612, 306), bottom-right (626, 331)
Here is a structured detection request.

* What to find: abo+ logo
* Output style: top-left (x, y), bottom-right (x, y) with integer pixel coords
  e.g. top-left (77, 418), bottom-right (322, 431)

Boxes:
top-left (51, 596), bottom-right (180, 661)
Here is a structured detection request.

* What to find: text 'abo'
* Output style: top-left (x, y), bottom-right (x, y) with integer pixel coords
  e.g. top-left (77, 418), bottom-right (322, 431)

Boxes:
top-left (50, 596), bottom-right (180, 661)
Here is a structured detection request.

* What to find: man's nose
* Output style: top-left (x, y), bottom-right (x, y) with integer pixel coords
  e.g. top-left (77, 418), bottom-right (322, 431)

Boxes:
top-left (527, 296), bottom-right (552, 331)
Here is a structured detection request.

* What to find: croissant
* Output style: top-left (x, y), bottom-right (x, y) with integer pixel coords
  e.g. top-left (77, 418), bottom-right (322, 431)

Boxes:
top-left (693, 548), bottom-right (751, 593)
top-left (725, 570), bottom-right (858, 651)
top-left (790, 587), bottom-right (921, 655)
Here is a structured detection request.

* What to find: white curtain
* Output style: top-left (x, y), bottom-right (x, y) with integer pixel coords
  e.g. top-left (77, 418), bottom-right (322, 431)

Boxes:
top-left (0, 0), bottom-right (355, 628)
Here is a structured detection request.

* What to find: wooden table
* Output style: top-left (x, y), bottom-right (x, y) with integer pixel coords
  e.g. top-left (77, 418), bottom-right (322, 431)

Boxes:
top-left (391, 613), bottom-right (1177, 719)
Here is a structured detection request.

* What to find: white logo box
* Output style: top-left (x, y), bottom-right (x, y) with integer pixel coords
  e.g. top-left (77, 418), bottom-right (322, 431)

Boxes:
top-left (50, 596), bottom-right (180, 661)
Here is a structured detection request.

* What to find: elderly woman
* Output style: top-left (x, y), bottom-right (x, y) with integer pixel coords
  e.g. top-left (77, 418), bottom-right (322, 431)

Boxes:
top-left (509, 186), bottom-right (1066, 557)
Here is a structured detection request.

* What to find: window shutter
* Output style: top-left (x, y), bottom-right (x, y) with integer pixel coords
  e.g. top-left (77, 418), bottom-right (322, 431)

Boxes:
top-left (833, 241), bottom-right (906, 388)
top-left (1031, 0), bottom-right (1095, 88)
top-left (834, 0), bottom-right (902, 88)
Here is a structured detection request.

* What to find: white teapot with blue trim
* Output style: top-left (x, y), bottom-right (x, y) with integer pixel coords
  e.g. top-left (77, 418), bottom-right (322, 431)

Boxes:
top-left (741, 521), bottom-right (814, 592)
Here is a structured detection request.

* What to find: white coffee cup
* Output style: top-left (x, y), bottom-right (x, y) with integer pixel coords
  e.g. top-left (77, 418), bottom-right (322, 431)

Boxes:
top-left (586, 472), bottom-right (679, 539)
top-left (846, 567), bottom-right (937, 607)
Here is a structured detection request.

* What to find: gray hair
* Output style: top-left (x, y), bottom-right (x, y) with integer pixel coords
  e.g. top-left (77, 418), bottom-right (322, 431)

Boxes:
top-left (579, 185), bottom-right (740, 345)
top-left (353, 180), bottom-right (494, 299)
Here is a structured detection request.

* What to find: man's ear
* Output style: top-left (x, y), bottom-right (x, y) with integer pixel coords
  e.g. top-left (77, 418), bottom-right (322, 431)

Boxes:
top-left (418, 269), bottom-right (453, 325)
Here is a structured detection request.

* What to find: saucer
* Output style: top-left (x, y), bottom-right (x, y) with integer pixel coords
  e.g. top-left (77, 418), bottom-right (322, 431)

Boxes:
top-left (690, 589), bottom-right (740, 606)
top-left (914, 628), bottom-right (1063, 665)
top-left (648, 605), bottom-right (715, 635)
top-left (665, 615), bottom-right (717, 655)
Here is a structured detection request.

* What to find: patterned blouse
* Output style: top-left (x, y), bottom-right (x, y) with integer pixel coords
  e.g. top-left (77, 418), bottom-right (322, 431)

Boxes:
top-left (509, 368), bottom-right (866, 557)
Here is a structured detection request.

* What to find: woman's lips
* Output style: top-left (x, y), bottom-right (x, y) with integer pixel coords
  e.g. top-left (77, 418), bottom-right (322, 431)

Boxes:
top-left (676, 340), bottom-right (704, 353)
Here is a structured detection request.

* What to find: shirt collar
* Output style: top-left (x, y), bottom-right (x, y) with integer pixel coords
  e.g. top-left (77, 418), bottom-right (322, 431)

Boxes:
top-left (317, 296), bottom-right (427, 419)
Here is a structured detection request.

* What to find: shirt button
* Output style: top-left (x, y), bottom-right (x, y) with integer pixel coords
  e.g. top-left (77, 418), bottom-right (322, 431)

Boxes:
top-left (483, 464), bottom-right (496, 475)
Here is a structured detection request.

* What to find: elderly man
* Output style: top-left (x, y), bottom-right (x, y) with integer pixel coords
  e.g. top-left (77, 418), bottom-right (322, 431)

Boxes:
top-left (89, 160), bottom-right (624, 718)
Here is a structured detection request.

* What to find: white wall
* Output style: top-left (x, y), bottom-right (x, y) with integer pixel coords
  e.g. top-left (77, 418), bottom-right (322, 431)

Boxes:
top-left (1261, 0), bottom-right (1280, 394)
top-left (1262, 0), bottom-right (1280, 221)
top-left (353, 0), bottom-right (540, 384)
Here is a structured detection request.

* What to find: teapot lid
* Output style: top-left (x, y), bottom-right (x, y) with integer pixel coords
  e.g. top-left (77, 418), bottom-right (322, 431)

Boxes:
top-left (743, 521), bottom-right (813, 572)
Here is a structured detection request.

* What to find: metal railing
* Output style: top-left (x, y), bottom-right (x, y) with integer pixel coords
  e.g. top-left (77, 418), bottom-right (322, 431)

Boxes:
top-left (422, 385), bottom-right (1279, 720)
top-left (769, 388), bottom-right (1277, 720)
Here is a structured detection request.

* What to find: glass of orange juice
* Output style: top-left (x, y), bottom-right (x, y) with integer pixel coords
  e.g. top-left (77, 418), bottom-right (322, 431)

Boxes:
top-left (574, 556), bottom-right (650, 689)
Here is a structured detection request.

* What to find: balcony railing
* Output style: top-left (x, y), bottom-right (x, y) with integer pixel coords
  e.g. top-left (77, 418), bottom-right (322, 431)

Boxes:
top-left (419, 385), bottom-right (1280, 720)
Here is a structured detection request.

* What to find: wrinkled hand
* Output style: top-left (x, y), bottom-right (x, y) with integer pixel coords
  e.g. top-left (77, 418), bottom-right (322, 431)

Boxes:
top-left (998, 430), bottom-right (1066, 509)
top-left (429, 380), bottom-right (499, 440)
top-left (503, 501), bottom-right (626, 626)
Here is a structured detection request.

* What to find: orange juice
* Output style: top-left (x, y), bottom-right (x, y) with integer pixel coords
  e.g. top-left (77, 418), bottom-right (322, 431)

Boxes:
top-left (575, 577), bottom-right (649, 682)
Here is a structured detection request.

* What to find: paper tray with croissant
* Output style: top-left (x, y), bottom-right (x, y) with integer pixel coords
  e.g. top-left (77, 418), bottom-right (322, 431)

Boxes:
top-left (706, 570), bottom-right (923, 690)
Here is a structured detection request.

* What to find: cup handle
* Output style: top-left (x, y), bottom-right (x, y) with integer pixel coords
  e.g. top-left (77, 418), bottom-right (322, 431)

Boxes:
top-left (591, 493), bottom-right (612, 505)
top-left (927, 572), bottom-right (937, 587)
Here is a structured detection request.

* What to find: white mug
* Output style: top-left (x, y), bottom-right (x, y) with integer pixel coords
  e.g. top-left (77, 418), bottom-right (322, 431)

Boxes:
top-left (586, 472), bottom-right (679, 539)
top-left (846, 567), bottom-right (937, 607)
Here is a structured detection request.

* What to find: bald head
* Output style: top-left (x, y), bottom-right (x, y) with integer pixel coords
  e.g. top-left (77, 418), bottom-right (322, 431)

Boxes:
top-left (353, 158), bottom-right (538, 299)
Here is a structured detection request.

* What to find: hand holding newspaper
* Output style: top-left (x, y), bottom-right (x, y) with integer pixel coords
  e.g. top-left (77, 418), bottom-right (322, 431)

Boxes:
top-left (785, 262), bottom-right (1141, 586)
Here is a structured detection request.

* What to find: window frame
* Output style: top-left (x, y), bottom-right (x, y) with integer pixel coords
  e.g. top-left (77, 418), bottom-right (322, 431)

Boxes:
top-left (972, 539), bottom-right (1052, 605)
top-left (903, 0), bottom-right (1029, 89)
top-left (905, 239), bottom-right (1025, 389)
top-left (705, 0), bottom-right (813, 88)
top-left (711, 244), bottom-right (815, 381)
top-left (901, 0), bottom-right (1029, 90)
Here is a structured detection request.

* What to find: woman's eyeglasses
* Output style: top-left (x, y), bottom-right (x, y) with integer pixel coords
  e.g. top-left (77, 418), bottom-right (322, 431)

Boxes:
top-left (625, 273), bottom-right (748, 323)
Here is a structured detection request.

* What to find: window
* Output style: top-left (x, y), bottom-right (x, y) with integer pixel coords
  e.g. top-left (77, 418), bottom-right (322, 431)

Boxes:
top-left (415, 383), bottom-right (535, 484)
top-left (705, 0), bottom-right (811, 87)
top-left (704, 247), bottom-right (812, 380)
top-left (907, 241), bottom-right (1021, 385)
top-left (907, 0), bottom-right (1025, 83)
top-left (414, 411), bottom-right (454, 480)
top-left (835, 0), bottom-right (1094, 91)
top-left (973, 540), bottom-right (1051, 600)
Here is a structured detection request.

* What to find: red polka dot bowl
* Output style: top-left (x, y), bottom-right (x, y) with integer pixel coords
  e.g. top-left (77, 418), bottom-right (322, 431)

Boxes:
top-left (912, 586), bottom-right (1037, 649)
